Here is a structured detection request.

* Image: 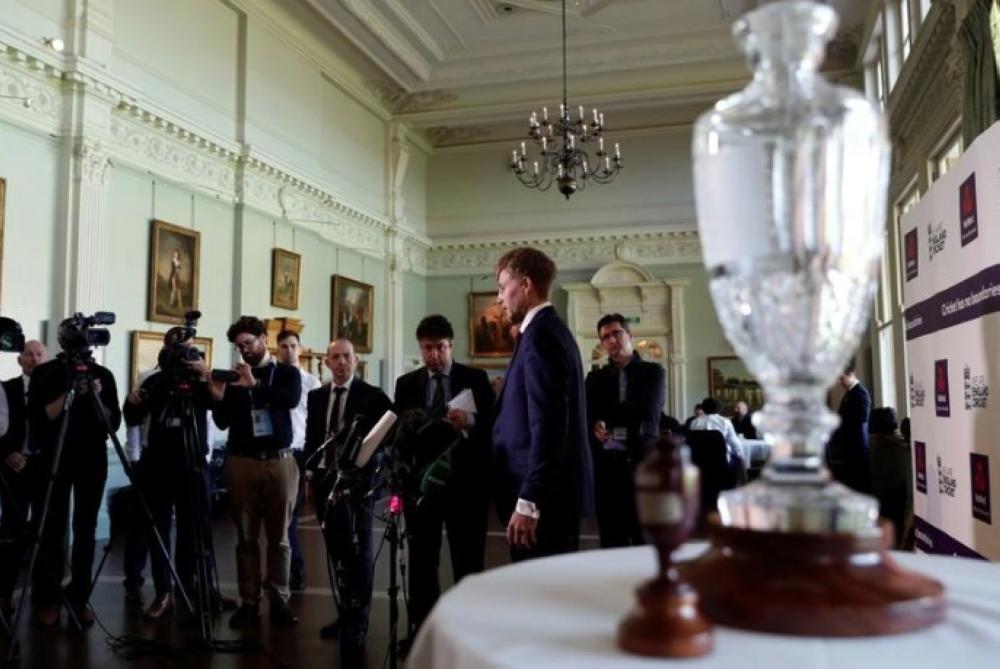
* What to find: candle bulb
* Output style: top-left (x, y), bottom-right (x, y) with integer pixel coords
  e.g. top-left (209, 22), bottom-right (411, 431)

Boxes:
top-left (542, 106), bottom-right (548, 121)
top-left (541, 137), bottom-right (548, 152)
top-left (578, 105), bottom-right (584, 120)
top-left (614, 142), bottom-right (621, 158)
top-left (559, 103), bottom-right (565, 118)
top-left (598, 136), bottom-right (605, 152)
top-left (593, 108), bottom-right (599, 124)
top-left (604, 156), bottom-right (611, 172)
top-left (558, 163), bottom-right (565, 178)
top-left (512, 150), bottom-right (518, 166)
top-left (533, 161), bottom-right (539, 176)
top-left (521, 141), bottom-right (527, 157)
top-left (599, 112), bottom-right (605, 127)
top-left (569, 134), bottom-right (575, 149)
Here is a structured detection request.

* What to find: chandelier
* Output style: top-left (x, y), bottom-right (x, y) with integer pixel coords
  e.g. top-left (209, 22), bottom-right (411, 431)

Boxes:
top-left (509, 0), bottom-right (622, 200)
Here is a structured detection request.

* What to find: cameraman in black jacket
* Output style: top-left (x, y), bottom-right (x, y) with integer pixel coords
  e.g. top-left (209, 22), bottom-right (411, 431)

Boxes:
top-left (122, 327), bottom-right (214, 621)
top-left (28, 321), bottom-right (121, 627)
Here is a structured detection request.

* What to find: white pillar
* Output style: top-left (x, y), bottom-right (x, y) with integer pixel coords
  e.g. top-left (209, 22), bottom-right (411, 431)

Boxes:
top-left (665, 278), bottom-right (689, 418)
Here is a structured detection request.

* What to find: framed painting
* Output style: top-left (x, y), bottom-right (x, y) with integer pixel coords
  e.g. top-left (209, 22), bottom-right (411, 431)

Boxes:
top-left (131, 330), bottom-right (213, 391)
top-left (707, 355), bottom-right (763, 413)
top-left (271, 248), bottom-right (301, 310)
top-left (356, 359), bottom-right (367, 382)
top-left (330, 275), bottom-right (374, 354)
top-left (468, 292), bottom-right (515, 358)
top-left (148, 219), bottom-right (200, 324)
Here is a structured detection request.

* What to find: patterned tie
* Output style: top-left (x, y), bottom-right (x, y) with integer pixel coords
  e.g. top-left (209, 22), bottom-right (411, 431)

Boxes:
top-left (428, 373), bottom-right (446, 419)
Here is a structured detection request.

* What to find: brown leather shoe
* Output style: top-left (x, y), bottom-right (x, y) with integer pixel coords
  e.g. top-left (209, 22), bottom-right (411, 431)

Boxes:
top-left (143, 593), bottom-right (173, 621)
top-left (33, 606), bottom-right (59, 627)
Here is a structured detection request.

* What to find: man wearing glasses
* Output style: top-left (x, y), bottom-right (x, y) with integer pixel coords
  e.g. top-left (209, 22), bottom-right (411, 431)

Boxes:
top-left (586, 313), bottom-right (665, 548)
top-left (210, 316), bottom-right (301, 629)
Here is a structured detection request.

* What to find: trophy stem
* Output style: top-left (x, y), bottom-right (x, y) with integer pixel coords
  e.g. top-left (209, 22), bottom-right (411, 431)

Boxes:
top-left (754, 386), bottom-right (839, 484)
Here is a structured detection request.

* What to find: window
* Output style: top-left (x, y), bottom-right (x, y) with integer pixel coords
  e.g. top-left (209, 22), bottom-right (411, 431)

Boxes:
top-left (929, 130), bottom-right (962, 182)
top-left (899, 0), bottom-right (912, 61)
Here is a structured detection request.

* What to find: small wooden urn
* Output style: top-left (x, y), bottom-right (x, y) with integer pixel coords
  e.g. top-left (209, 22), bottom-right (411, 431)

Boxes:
top-left (618, 433), bottom-right (713, 658)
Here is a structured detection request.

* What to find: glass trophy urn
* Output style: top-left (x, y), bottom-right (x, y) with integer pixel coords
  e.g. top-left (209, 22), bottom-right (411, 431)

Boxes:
top-left (684, 0), bottom-right (944, 636)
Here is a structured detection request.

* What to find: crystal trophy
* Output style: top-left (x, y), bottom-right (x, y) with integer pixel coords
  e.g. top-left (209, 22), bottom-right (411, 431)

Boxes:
top-left (683, 0), bottom-right (944, 636)
top-left (692, 0), bottom-right (887, 534)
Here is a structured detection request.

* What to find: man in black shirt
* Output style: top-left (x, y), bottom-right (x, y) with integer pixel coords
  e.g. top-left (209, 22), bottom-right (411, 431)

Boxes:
top-left (211, 316), bottom-right (301, 629)
top-left (28, 329), bottom-right (120, 627)
top-left (586, 313), bottom-right (665, 548)
top-left (123, 328), bottom-right (215, 621)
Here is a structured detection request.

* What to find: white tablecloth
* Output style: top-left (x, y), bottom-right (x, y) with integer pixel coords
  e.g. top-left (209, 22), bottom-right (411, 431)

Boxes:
top-left (738, 437), bottom-right (769, 466)
top-left (407, 543), bottom-right (1000, 668)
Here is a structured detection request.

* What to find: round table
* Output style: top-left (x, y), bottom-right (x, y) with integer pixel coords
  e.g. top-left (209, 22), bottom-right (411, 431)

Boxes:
top-left (407, 543), bottom-right (1000, 668)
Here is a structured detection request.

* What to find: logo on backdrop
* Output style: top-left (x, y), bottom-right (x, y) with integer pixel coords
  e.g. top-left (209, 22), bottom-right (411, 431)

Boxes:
top-left (909, 374), bottom-right (926, 408)
top-left (934, 359), bottom-right (950, 417)
top-left (963, 364), bottom-right (989, 409)
top-left (971, 453), bottom-right (991, 524)
top-left (915, 441), bottom-right (927, 494)
top-left (905, 228), bottom-right (919, 281)
top-left (937, 455), bottom-right (957, 498)
top-left (927, 221), bottom-right (947, 261)
top-left (959, 173), bottom-right (979, 246)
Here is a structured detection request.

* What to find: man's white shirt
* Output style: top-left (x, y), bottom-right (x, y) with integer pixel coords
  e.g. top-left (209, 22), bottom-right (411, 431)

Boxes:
top-left (290, 367), bottom-right (321, 451)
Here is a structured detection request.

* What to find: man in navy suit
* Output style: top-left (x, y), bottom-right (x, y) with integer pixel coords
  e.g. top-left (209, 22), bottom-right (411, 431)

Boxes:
top-left (492, 247), bottom-right (594, 561)
top-left (827, 364), bottom-right (872, 493)
top-left (393, 314), bottom-right (494, 641)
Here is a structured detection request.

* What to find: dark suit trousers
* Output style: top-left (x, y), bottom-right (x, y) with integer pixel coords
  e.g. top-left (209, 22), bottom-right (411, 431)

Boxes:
top-left (288, 449), bottom-right (307, 578)
top-left (594, 450), bottom-right (644, 548)
top-left (405, 481), bottom-right (488, 633)
top-left (313, 471), bottom-right (373, 667)
top-left (0, 456), bottom-right (40, 598)
top-left (33, 445), bottom-right (108, 606)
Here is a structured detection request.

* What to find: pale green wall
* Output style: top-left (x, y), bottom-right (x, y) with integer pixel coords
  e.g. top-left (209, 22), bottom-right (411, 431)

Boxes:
top-left (425, 262), bottom-right (731, 417)
top-left (0, 124), bottom-right (61, 378)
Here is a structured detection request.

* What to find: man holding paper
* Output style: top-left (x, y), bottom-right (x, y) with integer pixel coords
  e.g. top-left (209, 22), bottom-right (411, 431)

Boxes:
top-left (392, 314), bottom-right (494, 643)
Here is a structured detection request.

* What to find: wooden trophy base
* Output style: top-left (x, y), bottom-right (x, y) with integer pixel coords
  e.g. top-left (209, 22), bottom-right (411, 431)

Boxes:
top-left (618, 574), bottom-right (714, 658)
top-left (681, 519), bottom-right (946, 636)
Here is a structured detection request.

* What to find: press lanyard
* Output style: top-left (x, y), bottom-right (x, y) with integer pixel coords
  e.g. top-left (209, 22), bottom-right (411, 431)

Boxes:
top-left (248, 362), bottom-right (277, 405)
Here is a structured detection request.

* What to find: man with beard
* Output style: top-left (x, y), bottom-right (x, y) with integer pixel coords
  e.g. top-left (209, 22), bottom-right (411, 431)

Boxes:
top-left (210, 316), bottom-right (301, 629)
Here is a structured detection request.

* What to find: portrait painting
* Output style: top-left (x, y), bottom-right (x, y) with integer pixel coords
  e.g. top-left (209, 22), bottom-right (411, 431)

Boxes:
top-left (271, 248), bottom-right (301, 310)
top-left (468, 292), bottom-right (515, 358)
top-left (707, 356), bottom-right (763, 414)
top-left (331, 275), bottom-right (374, 354)
top-left (130, 330), bottom-right (213, 390)
top-left (148, 219), bottom-right (200, 324)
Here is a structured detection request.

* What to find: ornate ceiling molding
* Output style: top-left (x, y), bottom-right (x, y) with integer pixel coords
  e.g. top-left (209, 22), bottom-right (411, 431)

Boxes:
top-left (0, 41), bottom-right (64, 133)
top-left (339, 0), bottom-right (433, 81)
top-left (426, 230), bottom-right (702, 276)
top-left (366, 81), bottom-right (457, 113)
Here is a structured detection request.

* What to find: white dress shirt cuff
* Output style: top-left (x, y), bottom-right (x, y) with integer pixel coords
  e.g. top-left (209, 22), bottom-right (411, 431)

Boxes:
top-left (516, 498), bottom-right (540, 519)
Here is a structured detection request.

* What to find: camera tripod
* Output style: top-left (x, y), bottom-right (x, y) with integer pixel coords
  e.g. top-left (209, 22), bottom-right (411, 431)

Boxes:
top-left (4, 356), bottom-right (192, 666)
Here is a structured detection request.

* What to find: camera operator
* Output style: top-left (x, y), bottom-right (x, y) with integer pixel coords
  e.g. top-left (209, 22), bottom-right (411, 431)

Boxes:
top-left (0, 340), bottom-right (47, 615)
top-left (392, 315), bottom-right (494, 647)
top-left (122, 327), bottom-right (214, 621)
top-left (28, 321), bottom-right (120, 627)
top-left (303, 338), bottom-right (390, 665)
top-left (274, 329), bottom-right (320, 592)
top-left (209, 316), bottom-right (301, 629)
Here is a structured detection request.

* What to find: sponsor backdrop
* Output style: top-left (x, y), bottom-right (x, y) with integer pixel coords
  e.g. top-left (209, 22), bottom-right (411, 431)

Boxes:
top-left (902, 122), bottom-right (1000, 560)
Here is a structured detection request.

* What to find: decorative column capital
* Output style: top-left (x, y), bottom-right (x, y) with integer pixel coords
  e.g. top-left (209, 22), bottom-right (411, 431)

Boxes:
top-left (73, 139), bottom-right (113, 188)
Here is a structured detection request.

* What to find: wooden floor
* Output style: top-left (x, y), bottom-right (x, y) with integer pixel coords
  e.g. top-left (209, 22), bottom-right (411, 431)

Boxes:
top-left (7, 499), bottom-right (600, 668)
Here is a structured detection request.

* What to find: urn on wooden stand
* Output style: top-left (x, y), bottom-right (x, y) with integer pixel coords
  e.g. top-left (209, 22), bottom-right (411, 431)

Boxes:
top-left (618, 432), bottom-right (713, 658)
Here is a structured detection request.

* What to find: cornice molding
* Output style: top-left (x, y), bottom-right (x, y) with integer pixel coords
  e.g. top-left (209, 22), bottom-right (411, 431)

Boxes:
top-left (426, 229), bottom-right (702, 276)
top-left (0, 41), bottom-right (64, 134)
top-left (340, 0), bottom-right (433, 81)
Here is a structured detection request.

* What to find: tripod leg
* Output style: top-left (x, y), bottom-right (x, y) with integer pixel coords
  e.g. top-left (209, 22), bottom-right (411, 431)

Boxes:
top-left (79, 387), bottom-right (194, 616)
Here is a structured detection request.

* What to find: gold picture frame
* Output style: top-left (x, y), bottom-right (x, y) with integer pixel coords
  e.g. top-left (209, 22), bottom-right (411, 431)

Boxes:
top-left (148, 219), bottom-right (201, 324)
top-left (330, 275), bottom-right (374, 354)
top-left (271, 248), bottom-right (301, 310)
top-left (130, 330), bottom-right (213, 391)
top-left (707, 355), bottom-right (763, 414)
top-left (468, 292), bottom-right (515, 358)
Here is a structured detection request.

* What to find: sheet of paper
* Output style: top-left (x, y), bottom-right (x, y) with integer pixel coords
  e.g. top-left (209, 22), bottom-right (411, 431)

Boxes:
top-left (447, 388), bottom-right (477, 414)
